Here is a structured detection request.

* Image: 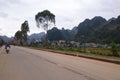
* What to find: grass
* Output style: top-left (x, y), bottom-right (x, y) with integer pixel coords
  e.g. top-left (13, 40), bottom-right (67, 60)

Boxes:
top-left (87, 48), bottom-right (111, 55)
top-left (29, 46), bottom-right (120, 57)
top-left (45, 46), bottom-right (83, 53)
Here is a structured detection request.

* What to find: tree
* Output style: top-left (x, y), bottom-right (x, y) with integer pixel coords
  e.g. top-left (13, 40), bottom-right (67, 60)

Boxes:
top-left (110, 42), bottom-right (119, 56)
top-left (15, 30), bottom-right (22, 45)
top-left (21, 21), bottom-right (29, 45)
top-left (35, 10), bottom-right (55, 46)
top-left (0, 38), bottom-right (4, 47)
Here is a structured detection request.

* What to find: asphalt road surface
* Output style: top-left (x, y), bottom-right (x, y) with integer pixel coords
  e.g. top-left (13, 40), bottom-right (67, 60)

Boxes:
top-left (0, 46), bottom-right (120, 80)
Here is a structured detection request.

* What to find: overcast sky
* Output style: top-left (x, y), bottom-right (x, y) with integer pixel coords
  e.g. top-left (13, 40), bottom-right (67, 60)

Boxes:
top-left (0, 0), bottom-right (120, 37)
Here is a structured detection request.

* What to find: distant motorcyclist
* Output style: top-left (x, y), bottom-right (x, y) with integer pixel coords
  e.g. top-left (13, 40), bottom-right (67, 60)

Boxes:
top-left (5, 43), bottom-right (11, 53)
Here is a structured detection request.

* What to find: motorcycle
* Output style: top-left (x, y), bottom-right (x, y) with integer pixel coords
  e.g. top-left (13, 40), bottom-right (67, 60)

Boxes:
top-left (6, 46), bottom-right (10, 53)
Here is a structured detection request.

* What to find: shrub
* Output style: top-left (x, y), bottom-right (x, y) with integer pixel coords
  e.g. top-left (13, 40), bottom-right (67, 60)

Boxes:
top-left (110, 42), bottom-right (119, 57)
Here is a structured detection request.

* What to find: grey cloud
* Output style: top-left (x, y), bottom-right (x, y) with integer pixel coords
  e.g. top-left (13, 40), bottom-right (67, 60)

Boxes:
top-left (1, 0), bottom-right (22, 4)
top-left (98, 0), bottom-right (120, 11)
top-left (0, 0), bottom-right (22, 9)
top-left (0, 12), bottom-right (8, 18)
top-left (0, 1), bottom-right (9, 9)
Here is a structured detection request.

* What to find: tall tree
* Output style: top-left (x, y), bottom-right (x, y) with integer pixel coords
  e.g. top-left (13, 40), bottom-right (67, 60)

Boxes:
top-left (35, 10), bottom-right (55, 46)
top-left (15, 30), bottom-right (22, 45)
top-left (21, 21), bottom-right (29, 45)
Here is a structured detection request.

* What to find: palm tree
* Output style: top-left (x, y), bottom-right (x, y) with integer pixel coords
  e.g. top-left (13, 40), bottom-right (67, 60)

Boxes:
top-left (21, 21), bottom-right (29, 45)
top-left (35, 10), bottom-right (55, 46)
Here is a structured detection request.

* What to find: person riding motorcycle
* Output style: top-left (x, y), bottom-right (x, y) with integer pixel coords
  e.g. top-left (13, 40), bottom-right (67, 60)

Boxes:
top-left (5, 43), bottom-right (11, 53)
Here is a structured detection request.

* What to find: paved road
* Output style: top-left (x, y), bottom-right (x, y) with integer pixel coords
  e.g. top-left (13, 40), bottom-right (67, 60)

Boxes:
top-left (0, 46), bottom-right (120, 80)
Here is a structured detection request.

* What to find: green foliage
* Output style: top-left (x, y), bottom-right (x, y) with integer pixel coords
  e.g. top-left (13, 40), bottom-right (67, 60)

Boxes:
top-left (35, 10), bottom-right (55, 31)
top-left (21, 21), bottom-right (29, 42)
top-left (0, 38), bottom-right (5, 46)
top-left (21, 21), bottom-right (29, 34)
top-left (14, 20), bottom-right (29, 46)
top-left (30, 42), bottom-right (38, 47)
top-left (110, 42), bottom-right (119, 56)
top-left (15, 30), bottom-right (23, 45)
top-left (90, 50), bottom-right (103, 55)
top-left (15, 30), bottom-right (22, 40)
top-left (44, 46), bottom-right (83, 53)
top-left (31, 45), bottom-right (120, 57)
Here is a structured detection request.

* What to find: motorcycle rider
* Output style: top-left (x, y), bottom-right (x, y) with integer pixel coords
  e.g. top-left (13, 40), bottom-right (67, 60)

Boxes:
top-left (5, 43), bottom-right (11, 53)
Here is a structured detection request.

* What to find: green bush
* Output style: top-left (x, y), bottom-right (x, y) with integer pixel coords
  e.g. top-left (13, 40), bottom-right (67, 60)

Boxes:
top-left (110, 42), bottom-right (119, 57)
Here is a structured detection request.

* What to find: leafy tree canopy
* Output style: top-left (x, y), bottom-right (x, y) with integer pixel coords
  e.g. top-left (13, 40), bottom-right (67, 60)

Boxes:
top-left (35, 10), bottom-right (55, 31)
top-left (21, 20), bottom-right (29, 34)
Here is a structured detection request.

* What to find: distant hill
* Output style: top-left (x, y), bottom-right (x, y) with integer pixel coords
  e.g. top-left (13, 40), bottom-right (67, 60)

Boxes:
top-left (75, 15), bottom-right (120, 43)
top-left (0, 32), bottom-right (46, 43)
top-left (47, 27), bottom-right (64, 41)
top-left (47, 15), bottom-right (120, 44)
top-left (28, 32), bottom-right (45, 42)
top-left (93, 16), bottom-right (120, 43)
top-left (0, 36), bottom-right (13, 42)
top-left (47, 27), bottom-right (77, 41)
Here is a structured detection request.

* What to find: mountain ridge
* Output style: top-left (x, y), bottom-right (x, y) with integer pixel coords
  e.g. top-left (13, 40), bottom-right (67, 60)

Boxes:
top-left (75, 15), bottom-right (120, 43)
top-left (47, 15), bottom-right (120, 44)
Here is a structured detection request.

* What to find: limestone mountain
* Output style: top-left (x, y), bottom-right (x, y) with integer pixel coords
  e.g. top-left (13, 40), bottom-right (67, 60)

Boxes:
top-left (75, 15), bottom-right (120, 43)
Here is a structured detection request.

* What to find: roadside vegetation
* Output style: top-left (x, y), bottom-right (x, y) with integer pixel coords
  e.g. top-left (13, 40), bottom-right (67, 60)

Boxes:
top-left (29, 45), bottom-right (120, 57)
